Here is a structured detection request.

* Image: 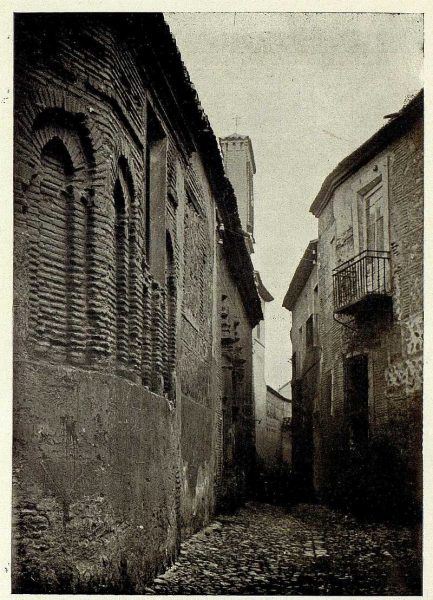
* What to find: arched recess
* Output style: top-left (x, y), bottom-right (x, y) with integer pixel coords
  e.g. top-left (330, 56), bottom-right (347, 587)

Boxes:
top-left (32, 107), bottom-right (95, 169)
top-left (26, 111), bottom-right (91, 362)
top-left (112, 156), bottom-right (136, 367)
top-left (165, 231), bottom-right (177, 398)
top-left (38, 138), bottom-right (74, 351)
top-left (17, 100), bottom-right (96, 360)
top-left (33, 134), bottom-right (91, 359)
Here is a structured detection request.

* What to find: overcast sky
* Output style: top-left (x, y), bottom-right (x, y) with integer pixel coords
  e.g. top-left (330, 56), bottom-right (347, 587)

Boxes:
top-left (165, 12), bottom-right (423, 390)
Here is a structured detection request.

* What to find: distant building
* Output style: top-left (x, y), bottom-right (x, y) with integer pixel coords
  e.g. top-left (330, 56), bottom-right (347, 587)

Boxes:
top-left (285, 91), bottom-right (423, 517)
top-left (220, 134), bottom-right (256, 254)
top-left (283, 240), bottom-right (320, 497)
top-left (264, 386), bottom-right (292, 470)
top-left (280, 415), bottom-right (292, 467)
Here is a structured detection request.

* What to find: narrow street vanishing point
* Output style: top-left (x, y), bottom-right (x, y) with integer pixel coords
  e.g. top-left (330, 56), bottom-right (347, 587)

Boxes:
top-left (148, 503), bottom-right (420, 596)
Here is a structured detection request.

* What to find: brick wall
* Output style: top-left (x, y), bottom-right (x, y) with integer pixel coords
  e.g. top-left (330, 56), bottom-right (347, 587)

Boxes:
top-left (13, 15), bottom-right (257, 592)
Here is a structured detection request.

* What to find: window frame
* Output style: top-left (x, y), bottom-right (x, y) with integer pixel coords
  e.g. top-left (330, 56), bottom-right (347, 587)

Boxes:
top-left (352, 156), bottom-right (390, 256)
top-left (306, 314), bottom-right (314, 349)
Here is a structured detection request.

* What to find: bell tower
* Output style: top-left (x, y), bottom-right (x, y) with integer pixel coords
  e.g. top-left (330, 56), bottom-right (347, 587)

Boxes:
top-left (220, 134), bottom-right (256, 254)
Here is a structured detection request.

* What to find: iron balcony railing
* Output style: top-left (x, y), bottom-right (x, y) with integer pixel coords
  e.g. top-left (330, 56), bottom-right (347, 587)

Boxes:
top-left (333, 250), bottom-right (391, 313)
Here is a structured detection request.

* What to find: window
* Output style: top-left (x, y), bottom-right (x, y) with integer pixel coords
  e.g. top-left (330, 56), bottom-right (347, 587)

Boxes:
top-left (355, 176), bottom-right (389, 294)
top-left (292, 352), bottom-right (297, 380)
top-left (344, 355), bottom-right (369, 449)
top-left (246, 161), bottom-right (254, 234)
top-left (28, 108), bottom-right (94, 360)
top-left (314, 314), bottom-right (320, 346)
top-left (306, 313), bottom-right (319, 348)
top-left (306, 315), bottom-right (314, 349)
top-left (365, 181), bottom-right (385, 251)
top-left (354, 166), bottom-right (389, 255)
top-left (313, 285), bottom-right (320, 346)
top-left (39, 138), bottom-right (75, 350)
top-left (314, 283), bottom-right (319, 310)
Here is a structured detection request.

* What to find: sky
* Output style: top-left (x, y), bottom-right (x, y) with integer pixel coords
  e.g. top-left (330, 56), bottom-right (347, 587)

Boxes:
top-left (164, 12), bottom-right (423, 390)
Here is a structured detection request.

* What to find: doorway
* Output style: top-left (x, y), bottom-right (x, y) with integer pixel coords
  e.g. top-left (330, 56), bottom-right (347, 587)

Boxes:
top-left (344, 354), bottom-right (369, 450)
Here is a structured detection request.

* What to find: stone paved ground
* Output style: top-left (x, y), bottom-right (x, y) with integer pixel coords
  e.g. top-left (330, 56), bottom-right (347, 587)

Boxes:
top-left (147, 502), bottom-right (421, 595)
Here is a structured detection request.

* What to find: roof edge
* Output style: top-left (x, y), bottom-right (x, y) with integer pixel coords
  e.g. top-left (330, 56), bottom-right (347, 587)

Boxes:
top-left (310, 89), bottom-right (423, 218)
top-left (282, 240), bottom-right (318, 311)
top-left (254, 271), bottom-right (274, 302)
top-left (266, 385), bottom-right (291, 403)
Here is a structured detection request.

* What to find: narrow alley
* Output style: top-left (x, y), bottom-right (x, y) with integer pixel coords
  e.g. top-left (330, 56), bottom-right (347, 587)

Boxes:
top-left (148, 502), bottom-right (420, 596)
top-left (11, 12), bottom-right (423, 596)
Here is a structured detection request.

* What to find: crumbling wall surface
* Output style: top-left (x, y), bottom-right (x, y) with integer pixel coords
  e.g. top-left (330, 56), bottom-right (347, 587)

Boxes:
top-left (13, 363), bottom-right (177, 593)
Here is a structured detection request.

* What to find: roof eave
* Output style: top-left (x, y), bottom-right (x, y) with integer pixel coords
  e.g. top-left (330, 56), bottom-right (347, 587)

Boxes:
top-left (254, 271), bottom-right (274, 303)
top-left (266, 385), bottom-right (291, 403)
top-left (309, 89), bottom-right (423, 218)
top-left (282, 240), bottom-right (318, 311)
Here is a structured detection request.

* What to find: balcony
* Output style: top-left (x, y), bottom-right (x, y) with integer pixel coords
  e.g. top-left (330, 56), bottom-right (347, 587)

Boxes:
top-left (333, 250), bottom-right (391, 315)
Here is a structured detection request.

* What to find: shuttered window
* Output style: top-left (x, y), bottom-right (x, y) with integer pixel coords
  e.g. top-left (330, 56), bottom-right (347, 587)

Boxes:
top-left (365, 183), bottom-right (384, 251)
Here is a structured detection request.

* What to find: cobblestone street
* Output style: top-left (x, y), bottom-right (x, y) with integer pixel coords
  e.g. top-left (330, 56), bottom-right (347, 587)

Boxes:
top-left (148, 503), bottom-right (421, 595)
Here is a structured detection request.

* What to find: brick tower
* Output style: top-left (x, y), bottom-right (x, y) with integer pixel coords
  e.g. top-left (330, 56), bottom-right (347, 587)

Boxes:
top-left (220, 134), bottom-right (256, 254)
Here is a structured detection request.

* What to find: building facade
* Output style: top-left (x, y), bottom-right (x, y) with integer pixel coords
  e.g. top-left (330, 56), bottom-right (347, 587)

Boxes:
top-left (283, 240), bottom-right (320, 498)
top-left (13, 14), bottom-right (262, 593)
top-left (288, 91), bottom-right (423, 517)
top-left (261, 386), bottom-right (292, 471)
